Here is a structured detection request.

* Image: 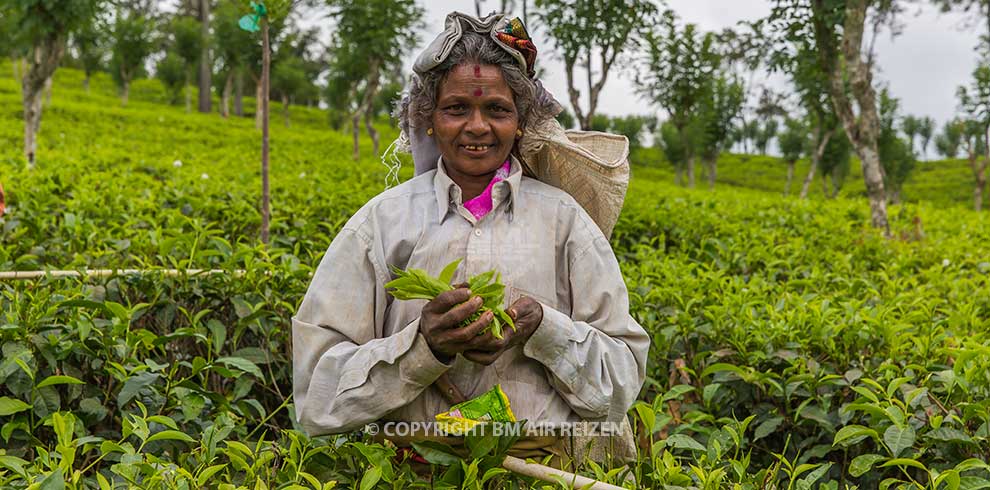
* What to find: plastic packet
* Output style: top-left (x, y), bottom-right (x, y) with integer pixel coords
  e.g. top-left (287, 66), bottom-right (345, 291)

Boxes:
top-left (435, 384), bottom-right (516, 435)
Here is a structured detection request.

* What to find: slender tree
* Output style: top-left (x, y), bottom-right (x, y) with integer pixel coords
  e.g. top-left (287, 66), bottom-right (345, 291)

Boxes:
top-left (3, 0), bottom-right (103, 166)
top-left (157, 51), bottom-right (187, 104)
top-left (636, 10), bottom-right (720, 188)
top-left (878, 88), bottom-right (917, 203)
top-left (166, 15), bottom-right (202, 112)
top-left (658, 120), bottom-right (688, 184)
top-left (769, 0), bottom-right (898, 233)
top-left (901, 114), bottom-right (922, 156)
top-left (958, 64), bottom-right (990, 211)
top-left (536, 0), bottom-right (659, 130)
top-left (325, 0), bottom-right (424, 160)
top-left (778, 117), bottom-right (807, 195)
top-left (935, 118), bottom-right (964, 158)
top-left (198, 0), bottom-right (212, 113)
top-left (214, 0), bottom-right (256, 117)
top-left (72, 13), bottom-right (109, 93)
top-left (819, 129), bottom-right (852, 198)
top-left (111, 3), bottom-right (156, 107)
top-left (918, 116), bottom-right (935, 159)
top-left (697, 74), bottom-right (745, 189)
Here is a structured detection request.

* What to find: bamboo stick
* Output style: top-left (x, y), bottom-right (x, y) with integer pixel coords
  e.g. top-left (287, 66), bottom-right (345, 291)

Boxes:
top-left (0, 269), bottom-right (246, 280)
top-left (501, 455), bottom-right (627, 490)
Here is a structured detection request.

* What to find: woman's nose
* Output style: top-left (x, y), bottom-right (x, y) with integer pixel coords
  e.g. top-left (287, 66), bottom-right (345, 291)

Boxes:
top-left (465, 109), bottom-right (489, 135)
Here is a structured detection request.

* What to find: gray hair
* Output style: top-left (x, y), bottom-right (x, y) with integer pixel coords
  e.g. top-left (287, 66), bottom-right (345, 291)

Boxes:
top-left (395, 31), bottom-right (559, 138)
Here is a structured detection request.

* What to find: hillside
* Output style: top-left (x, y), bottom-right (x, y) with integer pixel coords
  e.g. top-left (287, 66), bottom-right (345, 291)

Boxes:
top-left (631, 147), bottom-right (982, 211)
top-left (2, 66), bottom-right (990, 488)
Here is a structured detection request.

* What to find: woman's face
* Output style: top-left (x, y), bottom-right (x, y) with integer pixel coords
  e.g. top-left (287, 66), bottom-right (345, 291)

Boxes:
top-left (431, 63), bottom-right (519, 179)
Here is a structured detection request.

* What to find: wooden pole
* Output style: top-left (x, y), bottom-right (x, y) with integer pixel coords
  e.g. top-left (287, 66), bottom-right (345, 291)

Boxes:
top-left (260, 17), bottom-right (271, 245)
top-left (0, 269), bottom-right (247, 280)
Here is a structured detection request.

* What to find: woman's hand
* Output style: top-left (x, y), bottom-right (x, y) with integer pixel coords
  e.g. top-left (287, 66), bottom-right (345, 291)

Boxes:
top-left (462, 296), bottom-right (543, 365)
top-left (420, 287), bottom-right (494, 363)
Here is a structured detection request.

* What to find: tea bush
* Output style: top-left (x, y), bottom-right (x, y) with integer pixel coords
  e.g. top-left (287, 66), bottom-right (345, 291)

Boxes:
top-left (1, 65), bottom-right (989, 489)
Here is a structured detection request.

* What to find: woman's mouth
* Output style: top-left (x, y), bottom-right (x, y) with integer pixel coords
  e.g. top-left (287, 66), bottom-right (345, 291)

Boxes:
top-left (460, 144), bottom-right (494, 155)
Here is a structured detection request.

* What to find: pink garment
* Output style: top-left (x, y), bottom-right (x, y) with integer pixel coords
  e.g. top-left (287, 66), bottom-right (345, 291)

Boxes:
top-left (463, 160), bottom-right (512, 220)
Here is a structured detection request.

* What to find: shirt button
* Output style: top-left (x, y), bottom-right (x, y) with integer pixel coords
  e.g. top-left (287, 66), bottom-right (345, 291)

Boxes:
top-left (474, 229), bottom-right (482, 237)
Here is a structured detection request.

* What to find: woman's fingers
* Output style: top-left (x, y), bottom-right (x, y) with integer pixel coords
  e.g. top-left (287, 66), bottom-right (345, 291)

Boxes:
top-left (438, 295), bottom-right (484, 327)
top-left (446, 309), bottom-right (493, 343)
top-left (425, 287), bottom-right (472, 315)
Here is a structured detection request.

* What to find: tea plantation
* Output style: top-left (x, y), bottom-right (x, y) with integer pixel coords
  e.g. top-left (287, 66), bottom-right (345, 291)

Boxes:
top-left (1, 65), bottom-right (989, 489)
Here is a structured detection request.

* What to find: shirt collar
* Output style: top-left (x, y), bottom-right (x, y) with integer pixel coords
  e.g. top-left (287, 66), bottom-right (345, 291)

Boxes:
top-left (434, 155), bottom-right (523, 223)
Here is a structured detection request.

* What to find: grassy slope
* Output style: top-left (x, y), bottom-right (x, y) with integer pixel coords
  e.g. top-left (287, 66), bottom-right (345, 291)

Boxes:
top-left (631, 144), bottom-right (980, 211)
top-left (2, 64), bottom-right (990, 486)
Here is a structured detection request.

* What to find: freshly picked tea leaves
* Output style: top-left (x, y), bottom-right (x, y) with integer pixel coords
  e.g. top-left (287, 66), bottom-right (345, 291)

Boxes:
top-left (386, 258), bottom-right (516, 339)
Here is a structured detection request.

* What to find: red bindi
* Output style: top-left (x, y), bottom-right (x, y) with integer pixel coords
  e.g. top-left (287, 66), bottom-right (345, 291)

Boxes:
top-left (473, 88), bottom-right (483, 97)
top-left (473, 65), bottom-right (481, 77)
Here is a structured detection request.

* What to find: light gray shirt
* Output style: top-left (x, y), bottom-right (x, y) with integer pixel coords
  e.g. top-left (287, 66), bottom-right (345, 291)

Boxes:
top-left (292, 156), bottom-right (649, 436)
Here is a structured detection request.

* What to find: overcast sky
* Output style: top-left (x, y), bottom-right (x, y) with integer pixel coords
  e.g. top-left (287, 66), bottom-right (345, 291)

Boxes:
top-left (408, 0), bottom-right (983, 130)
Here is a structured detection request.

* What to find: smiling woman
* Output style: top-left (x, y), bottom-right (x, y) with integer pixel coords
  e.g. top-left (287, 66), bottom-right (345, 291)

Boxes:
top-left (291, 11), bottom-right (647, 470)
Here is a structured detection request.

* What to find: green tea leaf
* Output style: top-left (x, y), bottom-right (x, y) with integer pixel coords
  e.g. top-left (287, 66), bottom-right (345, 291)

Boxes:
top-left (883, 425), bottom-right (916, 457)
top-left (0, 397), bottom-right (31, 416)
top-left (849, 454), bottom-right (886, 477)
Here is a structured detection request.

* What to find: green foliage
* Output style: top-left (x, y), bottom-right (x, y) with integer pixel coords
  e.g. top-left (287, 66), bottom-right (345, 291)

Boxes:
top-left (0, 0), bottom-right (104, 47)
top-left (3, 63), bottom-right (990, 489)
top-left (110, 7), bottom-right (156, 93)
top-left (155, 51), bottom-right (186, 105)
top-left (879, 89), bottom-right (917, 199)
top-left (167, 15), bottom-right (202, 69)
top-left (778, 117), bottom-right (807, 163)
top-left (69, 12), bottom-right (109, 81)
top-left (386, 259), bottom-right (515, 339)
top-left (936, 118), bottom-right (965, 158)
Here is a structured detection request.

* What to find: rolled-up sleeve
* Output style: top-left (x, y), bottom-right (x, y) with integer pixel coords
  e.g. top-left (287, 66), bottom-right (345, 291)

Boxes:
top-left (292, 228), bottom-right (451, 435)
top-left (522, 235), bottom-right (650, 421)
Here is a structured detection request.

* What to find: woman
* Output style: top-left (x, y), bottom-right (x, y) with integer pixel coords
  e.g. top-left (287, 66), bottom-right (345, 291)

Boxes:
top-left (292, 11), bottom-right (648, 463)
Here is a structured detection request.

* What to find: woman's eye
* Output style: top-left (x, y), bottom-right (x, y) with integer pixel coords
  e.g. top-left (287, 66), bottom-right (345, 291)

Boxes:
top-left (490, 105), bottom-right (512, 114)
top-left (446, 104), bottom-right (466, 112)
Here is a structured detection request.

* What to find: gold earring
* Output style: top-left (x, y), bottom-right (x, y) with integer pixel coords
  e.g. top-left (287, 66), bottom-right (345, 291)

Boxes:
top-left (516, 129), bottom-right (523, 137)
top-left (427, 128), bottom-right (434, 136)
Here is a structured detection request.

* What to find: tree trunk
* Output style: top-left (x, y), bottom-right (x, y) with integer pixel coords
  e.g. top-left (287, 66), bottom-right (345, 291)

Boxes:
top-left (282, 94), bottom-right (290, 128)
top-left (42, 76), bottom-right (53, 107)
top-left (705, 156), bottom-right (716, 190)
top-left (255, 78), bottom-right (263, 129)
top-left (811, 0), bottom-right (889, 234)
top-left (260, 20), bottom-right (271, 245)
top-left (975, 173), bottom-right (985, 212)
top-left (221, 71), bottom-right (232, 118)
top-left (799, 157), bottom-right (818, 200)
top-left (12, 58), bottom-right (22, 85)
top-left (687, 155), bottom-right (696, 188)
top-left (352, 113), bottom-right (361, 161)
top-left (785, 160), bottom-right (795, 195)
top-left (185, 69), bottom-right (192, 113)
top-left (971, 153), bottom-right (987, 212)
top-left (674, 165), bottom-right (683, 186)
top-left (364, 110), bottom-right (380, 156)
top-left (821, 170), bottom-right (830, 197)
top-left (83, 72), bottom-right (91, 93)
top-left (121, 79), bottom-right (130, 106)
top-left (23, 33), bottom-right (66, 167)
top-left (563, 57), bottom-right (589, 130)
top-left (234, 68), bottom-right (244, 116)
top-left (198, 0), bottom-right (212, 113)
top-left (359, 61), bottom-right (382, 158)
